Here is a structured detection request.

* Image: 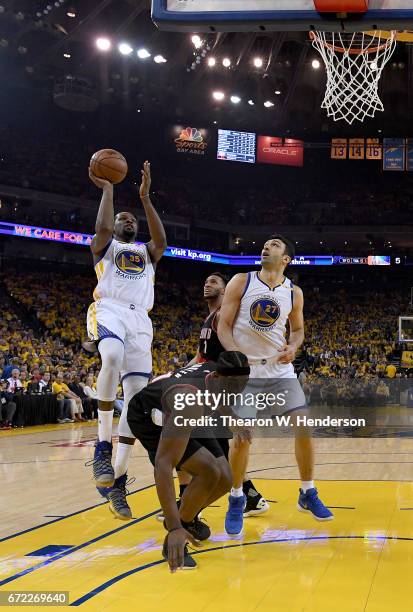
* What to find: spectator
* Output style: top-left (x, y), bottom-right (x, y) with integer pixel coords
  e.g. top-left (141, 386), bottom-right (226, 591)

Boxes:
top-left (0, 379), bottom-right (16, 429)
top-left (52, 372), bottom-right (84, 422)
top-left (7, 369), bottom-right (23, 394)
top-left (68, 373), bottom-right (97, 420)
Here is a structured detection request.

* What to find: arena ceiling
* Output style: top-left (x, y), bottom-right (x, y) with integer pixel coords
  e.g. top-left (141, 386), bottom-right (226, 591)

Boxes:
top-left (1, 0), bottom-right (413, 134)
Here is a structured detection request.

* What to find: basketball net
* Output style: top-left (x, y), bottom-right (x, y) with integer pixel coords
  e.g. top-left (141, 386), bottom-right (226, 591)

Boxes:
top-left (310, 30), bottom-right (397, 124)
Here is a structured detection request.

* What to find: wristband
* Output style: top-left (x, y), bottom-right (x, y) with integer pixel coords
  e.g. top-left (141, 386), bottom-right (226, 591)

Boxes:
top-left (168, 526), bottom-right (182, 533)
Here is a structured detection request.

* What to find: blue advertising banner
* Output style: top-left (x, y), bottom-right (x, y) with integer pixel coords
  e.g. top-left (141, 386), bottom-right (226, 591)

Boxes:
top-left (0, 222), bottom-right (390, 266)
top-left (383, 138), bottom-right (406, 171)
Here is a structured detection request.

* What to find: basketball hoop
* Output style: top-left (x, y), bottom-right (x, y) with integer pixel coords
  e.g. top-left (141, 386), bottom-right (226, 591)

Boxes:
top-left (310, 30), bottom-right (397, 124)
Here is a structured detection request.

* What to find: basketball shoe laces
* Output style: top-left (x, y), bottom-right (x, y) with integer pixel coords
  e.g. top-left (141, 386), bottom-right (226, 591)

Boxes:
top-left (305, 488), bottom-right (325, 511)
top-left (84, 443), bottom-right (113, 481)
top-left (109, 474), bottom-right (136, 512)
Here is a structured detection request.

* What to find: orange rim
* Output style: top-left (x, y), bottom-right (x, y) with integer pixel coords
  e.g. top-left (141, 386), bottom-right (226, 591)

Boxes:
top-left (309, 30), bottom-right (396, 55)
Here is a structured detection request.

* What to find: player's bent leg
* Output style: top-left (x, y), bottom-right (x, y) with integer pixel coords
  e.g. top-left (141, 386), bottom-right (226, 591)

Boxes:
top-left (292, 407), bottom-right (333, 521)
top-left (179, 450), bottom-right (231, 541)
top-left (225, 437), bottom-right (250, 536)
top-left (90, 337), bottom-right (125, 489)
top-left (104, 375), bottom-right (149, 520)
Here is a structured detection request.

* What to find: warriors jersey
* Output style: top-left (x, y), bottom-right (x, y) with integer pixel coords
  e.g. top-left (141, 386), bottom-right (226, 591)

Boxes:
top-left (233, 271), bottom-right (294, 363)
top-left (198, 308), bottom-right (224, 362)
top-left (92, 238), bottom-right (155, 309)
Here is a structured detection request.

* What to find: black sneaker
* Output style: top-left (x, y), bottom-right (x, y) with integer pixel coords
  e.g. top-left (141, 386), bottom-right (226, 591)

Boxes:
top-left (243, 485), bottom-right (270, 517)
top-left (162, 534), bottom-right (197, 570)
top-left (163, 515), bottom-right (210, 541)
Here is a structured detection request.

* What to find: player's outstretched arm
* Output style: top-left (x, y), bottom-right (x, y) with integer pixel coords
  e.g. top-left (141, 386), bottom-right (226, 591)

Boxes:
top-left (89, 168), bottom-right (114, 256)
top-left (139, 161), bottom-right (167, 263)
top-left (217, 273), bottom-right (247, 352)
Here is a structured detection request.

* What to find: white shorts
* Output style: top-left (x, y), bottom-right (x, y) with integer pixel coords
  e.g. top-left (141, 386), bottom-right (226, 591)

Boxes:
top-left (87, 298), bottom-right (153, 377)
top-left (234, 362), bottom-right (306, 419)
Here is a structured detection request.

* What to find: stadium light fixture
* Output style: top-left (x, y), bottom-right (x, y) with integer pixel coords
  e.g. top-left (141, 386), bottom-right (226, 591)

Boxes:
top-left (119, 43), bottom-right (133, 56)
top-left (137, 48), bottom-right (151, 59)
top-left (96, 38), bottom-right (111, 52)
top-left (191, 35), bottom-right (202, 49)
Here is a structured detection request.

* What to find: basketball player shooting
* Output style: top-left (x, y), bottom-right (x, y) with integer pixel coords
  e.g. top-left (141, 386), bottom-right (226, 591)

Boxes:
top-left (218, 235), bottom-right (333, 536)
top-left (86, 161), bottom-right (167, 520)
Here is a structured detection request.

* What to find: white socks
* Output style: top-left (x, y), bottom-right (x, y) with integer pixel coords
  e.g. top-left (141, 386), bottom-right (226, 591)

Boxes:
top-left (98, 409), bottom-right (113, 443)
top-left (231, 487), bottom-right (244, 498)
top-left (301, 480), bottom-right (315, 492)
top-left (114, 443), bottom-right (134, 479)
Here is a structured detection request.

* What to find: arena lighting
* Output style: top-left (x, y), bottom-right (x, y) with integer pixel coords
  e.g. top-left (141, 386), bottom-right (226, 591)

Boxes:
top-left (66, 9), bottom-right (76, 17)
top-left (154, 55), bottom-right (167, 63)
top-left (312, 59), bottom-right (321, 69)
top-left (230, 95), bottom-right (241, 104)
top-left (191, 34), bottom-right (202, 49)
top-left (212, 91), bottom-right (225, 101)
top-left (137, 48), bottom-right (151, 59)
top-left (264, 100), bottom-right (274, 108)
top-left (207, 57), bottom-right (216, 67)
top-left (253, 57), bottom-right (263, 68)
top-left (96, 38), bottom-right (111, 51)
top-left (222, 57), bottom-right (231, 67)
top-left (274, 89), bottom-right (281, 95)
top-left (248, 99), bottom-right (255, 105)
top-left (63, 52), bottom-right (71, 58)
top-left (118, 43), bottom-right (133, 56)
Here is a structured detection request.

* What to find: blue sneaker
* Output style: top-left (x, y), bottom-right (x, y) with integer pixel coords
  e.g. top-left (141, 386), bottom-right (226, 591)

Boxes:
top-left (297, 488), bottom-right (333, 521)
top-left (107, 474), bottom-right (135, 520)
top-left (85, 440), bottom-right (115, 488)
top-left (225, 494), bottom-right (246, 536)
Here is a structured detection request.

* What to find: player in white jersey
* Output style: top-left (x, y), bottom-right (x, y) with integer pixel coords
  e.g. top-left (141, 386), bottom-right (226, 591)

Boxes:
top-left (218, 235), bottom-right (333, 536)
top-left (86, 161), bottom-right (166, 520)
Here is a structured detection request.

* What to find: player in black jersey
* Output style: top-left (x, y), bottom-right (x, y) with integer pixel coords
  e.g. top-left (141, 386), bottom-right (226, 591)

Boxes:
top-left (127, 351), bottom-right (250, 572)
top-left (184, 272), bottom-right (270, 518)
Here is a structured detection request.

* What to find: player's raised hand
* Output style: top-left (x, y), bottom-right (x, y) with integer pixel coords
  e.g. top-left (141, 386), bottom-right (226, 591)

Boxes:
top-left (139, 160), bottom-right (151, 198)
top-left (88, 167), bottom-right (112, 190)
top-left (167, 528), bottom-right (201, 573)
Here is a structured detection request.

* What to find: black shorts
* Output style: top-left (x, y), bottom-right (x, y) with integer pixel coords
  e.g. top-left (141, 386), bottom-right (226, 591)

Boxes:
top-left (127, 401), bottom-right (225, 470)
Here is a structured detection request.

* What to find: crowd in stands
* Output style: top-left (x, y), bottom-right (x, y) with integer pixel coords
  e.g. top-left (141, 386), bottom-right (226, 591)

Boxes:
top-left (1, 264), bottom-right (412, 428)
top-left (1, 127), bottom-right (413, 228)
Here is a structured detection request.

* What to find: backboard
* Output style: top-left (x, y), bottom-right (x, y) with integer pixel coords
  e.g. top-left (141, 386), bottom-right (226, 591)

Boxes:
top-left (152, 1), bottom-right (413, 32)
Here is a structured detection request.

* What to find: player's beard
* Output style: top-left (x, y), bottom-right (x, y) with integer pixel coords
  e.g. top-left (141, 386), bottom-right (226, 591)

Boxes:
top-left (122, 227), bottom-right (136, 241)
top-left (204, 290), bottom-right (220, 301)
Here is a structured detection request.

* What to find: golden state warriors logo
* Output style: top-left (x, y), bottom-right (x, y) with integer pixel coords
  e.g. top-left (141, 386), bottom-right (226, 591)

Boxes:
top-left (250, 297), bottom-right (280, 331)
top-left (115, 250), bottom-right (145, 278)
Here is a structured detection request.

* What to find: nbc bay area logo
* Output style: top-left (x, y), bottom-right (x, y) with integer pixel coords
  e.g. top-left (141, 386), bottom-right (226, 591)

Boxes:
top-left (175, 127), bottom-right (208, 155)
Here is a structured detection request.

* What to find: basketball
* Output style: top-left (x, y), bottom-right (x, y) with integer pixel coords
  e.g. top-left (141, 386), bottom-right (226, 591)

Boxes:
top-left (90, 149), bottom-right (128, 184)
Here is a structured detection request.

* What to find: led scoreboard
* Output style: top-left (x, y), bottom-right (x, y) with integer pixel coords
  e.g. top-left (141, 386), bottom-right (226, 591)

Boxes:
top-left (217, 129), bottom-right (256, 164)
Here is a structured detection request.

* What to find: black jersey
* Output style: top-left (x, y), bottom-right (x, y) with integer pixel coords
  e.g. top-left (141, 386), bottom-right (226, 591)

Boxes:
top-left (198, 308), bottom-right (224, 362)
top-left (129, 361), bottom-right (217, 417)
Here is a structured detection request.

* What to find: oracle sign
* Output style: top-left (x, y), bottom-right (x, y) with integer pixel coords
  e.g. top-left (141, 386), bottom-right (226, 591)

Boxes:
top-left (257, 136), bottom-right (304, 167)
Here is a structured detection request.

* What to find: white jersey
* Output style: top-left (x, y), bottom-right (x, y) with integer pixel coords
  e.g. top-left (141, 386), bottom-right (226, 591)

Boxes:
top-left (92, 238), bottom-right (155, 310)
top-left (233, 271), bottom-right (294, 363)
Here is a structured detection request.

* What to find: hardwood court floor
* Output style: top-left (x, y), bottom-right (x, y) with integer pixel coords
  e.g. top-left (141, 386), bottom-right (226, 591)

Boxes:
top-left (1, 424), bottom-right (413, 610)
